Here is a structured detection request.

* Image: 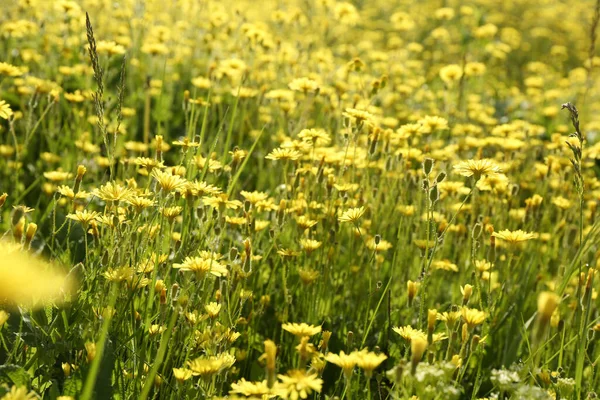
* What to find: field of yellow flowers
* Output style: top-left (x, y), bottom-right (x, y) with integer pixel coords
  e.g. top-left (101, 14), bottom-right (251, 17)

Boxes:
top-left (2, 0), bottom-right (600, 399)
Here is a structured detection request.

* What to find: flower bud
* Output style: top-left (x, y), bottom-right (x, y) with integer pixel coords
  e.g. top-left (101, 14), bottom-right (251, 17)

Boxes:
top-left (537, 292), bottom-right (560, 324)
top-left (411, 336), bottom-right (427, 373)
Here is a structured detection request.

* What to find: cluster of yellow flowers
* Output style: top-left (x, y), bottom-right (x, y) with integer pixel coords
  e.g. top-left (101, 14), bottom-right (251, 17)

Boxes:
top-left (1, 0), bottom-right (600, 398)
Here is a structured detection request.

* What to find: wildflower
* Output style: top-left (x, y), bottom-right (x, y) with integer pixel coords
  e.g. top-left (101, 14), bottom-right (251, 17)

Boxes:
top-left (127, 196), bottom-right (155, 211)
top-left (1, 386), bottom-right (37, 400)
top-left (354, 350), bottom-right (388, 378)
top-left (173, 256), bottom-right (228, 279)
top-left (151, 169), bottom-right (187, 192)
top-left (453, 159), bottom-right (501, 180)
top-left (186, 353), bottom-right (236, 377)
top-left (325, 351), bottom-right (357, 379)
top-left (240, 190), bottom-right (269, 204)
top-left (432, 259), bottom-right (458, 272)
top-left (205, 302), bottom-right (222, 318)
top-left (195, 155), bottom-right (223, 172)
top-left (437, 311), bottom-right (462, 328)
top-left (276, 369), bottom-right (323, 399)
top-left (282, 322), bottom-right (322, 338)
top-left (551, 196), bottom-right (572, 210)
top-left (407, 280), bottom-right (419, 305)
top-left (44, 171), bottom-right (74, 182)
top-left (299, 238), bottom-right (322, 253)
top-left (288, 77), bottom-right (319, 93)
top-left (203, 194), bottom-right (243, 211)
top-left (230, 379), bottom-right (271, 397)
top-left (537, 292), bottom-right (560, 323)
top-left (365, 236), bottom-right (393, 251)
top-left (418, 115), bottom-right (449, 134)
top-left (439, 64), bottom-right (463, 85)
top-left (410, 335), bottom-right (428, 373)
top-left (0, 100), bottom-right (14, 120)
top-left (57, 185), bottom-right (89, 200)
top-left (0, 241), bottom-right (72, 308)
top-left (93, 181), bottom-right (134, 202)
top-left (265, 148), bottom-right (302, 161)
top-left (298, 268), bottom-right (320, 285)
top-left (0, 310), bottom-right (9, 328)
top-left (393, 325), bottom-right (426, 341)
top-left (338, 206), bottom-right (366, 223)
top-left (492, 229), bottom-right (536, 244)
top-left (298, 128), bottom-right (331, 145)
top-left (343, 108), bottom-right (376, 125)
top-left (172, 368), bottom-right (193, 383)
top-left (66, 210), bottom-right (100, 226)
top-left (461, 308), bottom-right (486, 329)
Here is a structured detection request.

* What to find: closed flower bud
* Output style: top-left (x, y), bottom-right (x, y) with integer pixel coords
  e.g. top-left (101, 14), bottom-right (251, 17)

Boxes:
top-left (537, 291), bottom-right (560, 323)
top-left (461, 284), bottom-right (473, 305)
top-left (25, 222), bottom-right (37, 247)
top-left (411, 336), bottom-right (427, 373)
top-left (0, 193), bottom-right (7, 208)
top-left (407, 280), bottom-right (419, 306)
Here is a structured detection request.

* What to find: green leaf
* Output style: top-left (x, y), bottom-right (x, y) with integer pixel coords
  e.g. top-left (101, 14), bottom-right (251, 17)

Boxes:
top-left (63, 377), bottom-right (83, 397)
top-left (0, 364), bottom-right (31, 388)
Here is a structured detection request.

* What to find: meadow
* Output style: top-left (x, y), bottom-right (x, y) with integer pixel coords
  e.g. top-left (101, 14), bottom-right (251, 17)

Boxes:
top-left (1, 0), bottom-right (600, 399)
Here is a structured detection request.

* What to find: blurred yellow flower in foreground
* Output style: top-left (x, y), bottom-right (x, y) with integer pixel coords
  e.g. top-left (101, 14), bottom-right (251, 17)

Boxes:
top-left (0, 241), bottom-right (72, 308)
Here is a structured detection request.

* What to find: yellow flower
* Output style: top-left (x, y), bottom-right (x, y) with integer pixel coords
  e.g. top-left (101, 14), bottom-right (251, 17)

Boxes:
top-left (275, 369), bottom-right (323, 399)
top-left (93, 181), bottom-right (134, 202)
top-left (354, 349), bottom-right (388, 378)
top-left (453, 159), bottom-right (501, 179)
top-left (439, 64), bottom-right (463, 85)
top-left (151, 169), bottom-right (187, 192)
top-left (0, 310), bottom-right (9, 328)
top-left (325, 351), bottom-right (357, 378)
top-left (537, 292), bottom-right (560, 322)
top-left (0, 241), bottom-right (72, 308)
top-left (0, 100), bottom-right (14, 120)
top-left (205, 302), bottom-right (222, 318)
top-left (461, 308), bottom-right (486, 329)
top-left (186, 353), bottom-right (235, 377)
top-left (172, 368), bottom-right (193, 383)
top-left (173, 256), bottom-right (228, 279)
top-left (288, 77), bottom-right (319, 93)
top-left (0, 386), bottom-right (37, 400)
top-left (282, 322), bottom-right (322, 338)
top-left (43, 171), bottom-right (74, 182)
top-left (492, 229), bottom-right (536, 244)
top-left (230, 379), bottom-right (272, 397)
top-left (265, 148), bottom-right (302, 161)
top-left (203, 194), bottom-right (243, 211)
top-left (66, 210), bottom-right (100, 226)
top-left (392, 325), bottom-right (426, 341)
top-left (338, 206), bottom-right (366, 223)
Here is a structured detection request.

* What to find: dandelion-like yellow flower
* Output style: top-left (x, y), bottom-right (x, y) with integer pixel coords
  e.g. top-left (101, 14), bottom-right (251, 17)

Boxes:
top-left (66, 210), bottom-right (100, 226)
top-left (230, 379), bottom-right (271, 397)
top-left (276, 369), bottom-right (323, 399)
top-left (282, 322), bottom-right (322, 338)
top-left (265, 148), bottom-right (302, 161)
top-left (338, 206), bottom-right (366, 223)
top-left (439, 64), bottom-right (463, 85)
top-left (0, 100), bottom-right (13, 120)
top-left (453, 159), bottom-right (501, 180)
top-left (492, 229), bottom-right (536, 244)
top-left (0, 241), bottom-right (72, 308)
top-left (173, 256), bottom-right (228, 279)
top-left (353, 349), bottom-right (388, 378)
top-left (151, 169), bottom-right (187, 192)
top-left (93, 181), bottom-right (134, 202)
top-left (325, 351), bottom-right (357, 379)
top-left (461, 307), bottom-right (486, 329)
